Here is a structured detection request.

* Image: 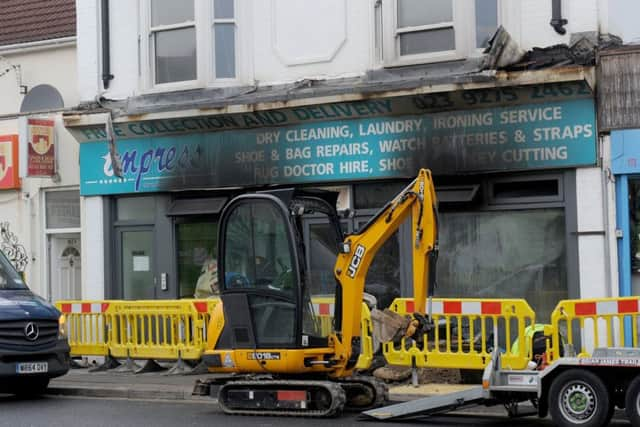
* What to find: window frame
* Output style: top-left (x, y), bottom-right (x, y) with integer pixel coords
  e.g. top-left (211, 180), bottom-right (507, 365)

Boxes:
top-left (487, 174), bottom-right (564, 206)
top-left (381, 0), bottom-right (506, 67)
top-left (173, 216), bottom-right (219, 299)
top-left (139, 0), bottom-right (244, 93)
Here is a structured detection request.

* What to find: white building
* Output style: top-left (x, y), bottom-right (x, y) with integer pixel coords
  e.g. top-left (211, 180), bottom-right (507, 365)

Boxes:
top-left (0, 0), bottom-right (82, 302)
top-left (65, 0), bottom-right (615, 322)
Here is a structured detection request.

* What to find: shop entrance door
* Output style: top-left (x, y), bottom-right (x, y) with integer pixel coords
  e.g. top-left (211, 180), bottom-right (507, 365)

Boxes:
top-left (117, 228), bottom-right (156, 300)
top-left (49, 235), bottom-right (81, 302)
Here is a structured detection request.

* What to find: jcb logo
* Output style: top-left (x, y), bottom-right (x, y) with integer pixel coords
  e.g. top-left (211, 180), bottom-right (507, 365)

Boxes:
top-left (347, 244), bottom-right (366, 278)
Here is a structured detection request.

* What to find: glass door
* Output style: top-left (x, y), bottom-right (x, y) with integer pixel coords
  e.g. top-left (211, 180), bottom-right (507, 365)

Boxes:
top-left (118, 228), bottom-right (155, 300)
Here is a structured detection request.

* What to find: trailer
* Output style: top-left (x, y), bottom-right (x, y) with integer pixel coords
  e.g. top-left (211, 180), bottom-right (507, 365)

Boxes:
top-left (362, 347), bottom-right (640, 427)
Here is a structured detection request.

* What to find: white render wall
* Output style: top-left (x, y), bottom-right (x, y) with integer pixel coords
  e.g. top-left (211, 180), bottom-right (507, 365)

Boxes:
top-left (575, 167), bottom-right (614, 299)
top-left (0, 44), bottom-right (80, 299)
top-left (81, 196), bottom-right (105, 300)
top-left (76, 0), bottom-right (101, 103)
top-left (0, 45), bottom-right (79, 116)
top-left (78, 0), bottom-right (604, 103)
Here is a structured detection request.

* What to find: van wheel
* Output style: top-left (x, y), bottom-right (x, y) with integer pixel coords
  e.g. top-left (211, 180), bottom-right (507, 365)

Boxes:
top-left (549, 369), bottom-right (611, 427)
top-left (625, 375), bottom-right (640, 426)
top-left (13, 378), bottom-right (50, 397)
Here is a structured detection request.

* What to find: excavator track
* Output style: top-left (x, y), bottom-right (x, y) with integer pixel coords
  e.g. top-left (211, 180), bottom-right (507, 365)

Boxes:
top-left (218, 380), bottom-right (346, 417)
top-left (336, 376), bottom-right (389, 411)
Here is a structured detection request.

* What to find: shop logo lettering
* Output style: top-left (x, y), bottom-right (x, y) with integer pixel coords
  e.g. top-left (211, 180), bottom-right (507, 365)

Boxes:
top-left (102, 145), bottom-right (204, 191)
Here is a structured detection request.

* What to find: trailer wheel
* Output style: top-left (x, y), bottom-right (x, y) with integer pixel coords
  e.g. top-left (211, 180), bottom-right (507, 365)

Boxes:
top-left (625, 375), bottom-right (640, 426)
top-left (548, 369), bottom-right (611, 427)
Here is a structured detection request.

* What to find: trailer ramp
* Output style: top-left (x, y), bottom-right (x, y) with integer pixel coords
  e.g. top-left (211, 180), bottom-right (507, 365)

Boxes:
top-left (361, 386), bottom-right (486, 421)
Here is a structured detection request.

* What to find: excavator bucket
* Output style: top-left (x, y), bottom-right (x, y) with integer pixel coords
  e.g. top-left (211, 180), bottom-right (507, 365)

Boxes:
top-left (370, 308), bottom-right (410, 343)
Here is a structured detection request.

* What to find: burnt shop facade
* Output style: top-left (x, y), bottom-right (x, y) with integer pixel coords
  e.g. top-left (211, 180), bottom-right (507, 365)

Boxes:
top-left (69, 79), bottom-right (597, 320)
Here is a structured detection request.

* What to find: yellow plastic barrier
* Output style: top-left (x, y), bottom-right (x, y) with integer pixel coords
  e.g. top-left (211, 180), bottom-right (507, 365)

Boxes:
top-left (382, 298), bottom-right (536, 370)
top-left (549, 296), bottom-right (640, 362)
top-left (357, 304), bottom-right (374, 370)
top-left (56, 301), bottom-right (111, 357)
top-left (106, 299), bottom-right (218, 361)
top-left (57, 296), bottom-right (373, 370)
top-left (310, 297), bottom-right (374, 370)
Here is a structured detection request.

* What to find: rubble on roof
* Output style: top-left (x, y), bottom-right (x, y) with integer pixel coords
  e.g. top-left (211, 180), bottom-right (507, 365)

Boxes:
top-left (75, 27), bottom-right (612, 118)
top-left (491, 30), bottom-right (623, 71)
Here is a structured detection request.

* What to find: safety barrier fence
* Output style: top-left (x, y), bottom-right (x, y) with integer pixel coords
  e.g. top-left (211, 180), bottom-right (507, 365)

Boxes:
top-left (56, 297), bottom-right (373, 373)
top-left (57, 299), bottom-right (218, 374)
top-left (58, 301), bottom-right (111, 357)
top-left (58, 296), bottom-right (640, 375)
top-left (382, 298), bottom-right (537, 371)
top-left (549, 296), bottom-right (640, 363)
top-left (311, 297), bottom-right (373, 370)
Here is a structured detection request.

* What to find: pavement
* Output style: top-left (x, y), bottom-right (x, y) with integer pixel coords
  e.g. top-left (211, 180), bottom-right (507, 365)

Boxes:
top-left (48, 360), bottom-right (476, 403)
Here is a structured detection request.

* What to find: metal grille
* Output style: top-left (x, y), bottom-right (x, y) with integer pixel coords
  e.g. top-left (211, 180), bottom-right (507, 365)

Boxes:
top-left (0, 319), bottom-right (58, 348)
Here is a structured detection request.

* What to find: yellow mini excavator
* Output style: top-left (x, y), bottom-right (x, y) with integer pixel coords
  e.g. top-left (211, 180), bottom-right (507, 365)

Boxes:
top-left (192, 169), bottom-right (439, 417)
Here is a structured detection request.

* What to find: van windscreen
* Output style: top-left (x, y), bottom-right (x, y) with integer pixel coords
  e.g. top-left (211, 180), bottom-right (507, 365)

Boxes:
top-left (0, 250), bottom-right (28, 290)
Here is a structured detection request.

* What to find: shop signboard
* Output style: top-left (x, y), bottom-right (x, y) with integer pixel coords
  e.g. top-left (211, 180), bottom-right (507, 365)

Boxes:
top-left (25, 118), bottom-right (56, 177)
top-left (0, 135), bottom-right (20, 190)
top-left (611, 129), bottom-right (640, 174)
top-left (78, 88), bottom-right (597, 196)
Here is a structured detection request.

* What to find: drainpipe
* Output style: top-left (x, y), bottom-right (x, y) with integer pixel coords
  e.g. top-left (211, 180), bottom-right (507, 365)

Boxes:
top-left (550, 0), bottom-right (568, 35)
top-left (101, 0), bottom-right (114, 89)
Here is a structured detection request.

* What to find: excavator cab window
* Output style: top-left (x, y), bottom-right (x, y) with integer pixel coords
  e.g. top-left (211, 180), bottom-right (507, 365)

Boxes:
top-left (222, 200), bottom-right (294, 293)
top-left (220, 197), bottom-right (298, 347)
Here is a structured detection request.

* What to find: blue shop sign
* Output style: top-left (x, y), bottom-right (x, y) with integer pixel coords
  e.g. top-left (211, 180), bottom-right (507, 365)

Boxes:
top-left (611, 129), bottom-right (640, 174)
top-left (79, 98), bottom-right (596, 196)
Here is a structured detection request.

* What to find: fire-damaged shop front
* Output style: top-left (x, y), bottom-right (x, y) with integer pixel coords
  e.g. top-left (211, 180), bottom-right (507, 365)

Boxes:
top-left (65, 68), bottom-right (598, 320)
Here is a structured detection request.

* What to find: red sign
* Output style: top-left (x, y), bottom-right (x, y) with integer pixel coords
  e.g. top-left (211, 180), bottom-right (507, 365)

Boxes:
top-left (0, 135), bottom-right (20, 190)
top-left (27, 118), bottom-right (55, 177)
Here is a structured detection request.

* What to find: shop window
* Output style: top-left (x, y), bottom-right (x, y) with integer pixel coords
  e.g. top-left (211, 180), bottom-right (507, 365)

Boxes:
top-left (379, 0), bottom-right (500, 66)
top-left (143, 0), bottom-right (237, 88)
top-left (46, 190), bottom-right (80, 229)
top-left (629, 180), bottom-right (640, 273)
top-left (354, 181), bottom-right (408, 210)
top-left (436, 185), bottom-right (480, 204)
top-left (117, 196), bottom-right (156, 222)
top-left (308, 222), bottom-right (341, 296)
top-left (361, 223), bottom-right (401, 310)
top-left (177, 221), bottom-right (218, 298)
top-left (436, 208), bottom-right (567, 321)
top-left (489, 176), bottom-right (563, 205)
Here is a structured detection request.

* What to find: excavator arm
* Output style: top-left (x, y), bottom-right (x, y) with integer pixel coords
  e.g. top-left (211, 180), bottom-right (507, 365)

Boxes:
top-left (330, 169), bottom-right (438, 377)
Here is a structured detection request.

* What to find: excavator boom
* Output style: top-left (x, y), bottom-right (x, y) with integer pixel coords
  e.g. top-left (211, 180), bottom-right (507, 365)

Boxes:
top-left (330, 169), bottom-right (438, 377)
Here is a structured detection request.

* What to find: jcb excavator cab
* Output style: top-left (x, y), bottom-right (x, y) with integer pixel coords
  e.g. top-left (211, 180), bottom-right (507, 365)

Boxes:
top-left (215, 188), bottom-right (343, 352)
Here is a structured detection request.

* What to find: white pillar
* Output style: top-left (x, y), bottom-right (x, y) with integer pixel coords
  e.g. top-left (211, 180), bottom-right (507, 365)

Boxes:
top-left (81, 196), bottom-right (105, 300)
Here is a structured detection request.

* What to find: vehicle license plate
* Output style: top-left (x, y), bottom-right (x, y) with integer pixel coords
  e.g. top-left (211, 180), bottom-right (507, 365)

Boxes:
top-left (16, 362), bottom-right (48, 374)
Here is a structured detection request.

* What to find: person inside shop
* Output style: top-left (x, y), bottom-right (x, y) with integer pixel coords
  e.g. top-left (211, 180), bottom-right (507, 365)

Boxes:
top-left (194, 252), bottom-right (219, 298)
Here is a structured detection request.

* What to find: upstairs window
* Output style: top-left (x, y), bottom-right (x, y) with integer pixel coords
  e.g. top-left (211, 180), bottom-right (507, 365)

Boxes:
top-left (381, 0), bottom-right (500, 66)
top-left (151, 0), bottom-right (197, 84)
top-left (143, 0), bottom-right (238, 89)
top-left (213, 0), bottom-right (236, 79)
